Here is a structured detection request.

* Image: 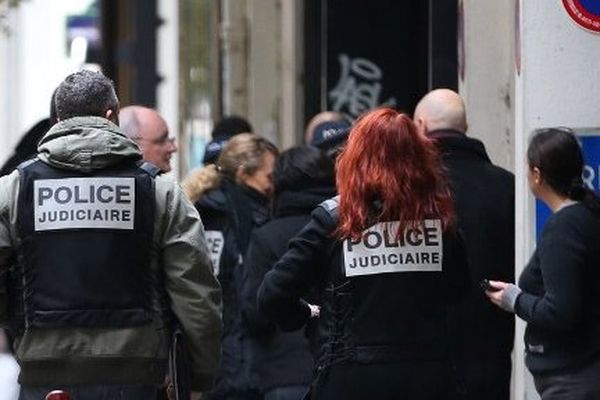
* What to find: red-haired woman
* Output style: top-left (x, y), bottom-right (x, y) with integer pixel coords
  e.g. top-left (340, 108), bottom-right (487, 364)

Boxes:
top-left (257, 108), bottom-right (469, 399)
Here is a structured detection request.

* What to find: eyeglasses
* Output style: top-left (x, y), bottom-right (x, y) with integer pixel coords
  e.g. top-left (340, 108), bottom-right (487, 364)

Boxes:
top-left (135, 135), bottom-right (176, 146)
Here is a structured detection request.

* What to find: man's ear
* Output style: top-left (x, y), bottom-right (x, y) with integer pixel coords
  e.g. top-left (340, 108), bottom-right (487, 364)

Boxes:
top-left (415, 117), bottom-right (428, 136)
top-left (105, 109), bottom-right (119, 124)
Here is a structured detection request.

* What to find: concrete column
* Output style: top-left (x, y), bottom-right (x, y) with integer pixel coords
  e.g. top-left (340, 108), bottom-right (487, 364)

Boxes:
top-left (221, 0), bottom-right (249, 117)
top-left (459, 0), bottom-right (515, 172)
top-left (279, 0), bottom-right (304, 149)
top-left (247, 0), bottom-right (279, 144)
top-left (157, 0), bottom-right (179, 178)
top-left (514, 1), bottom-right (600, 399)
top-left (223, 0), bottom-right (303, 149)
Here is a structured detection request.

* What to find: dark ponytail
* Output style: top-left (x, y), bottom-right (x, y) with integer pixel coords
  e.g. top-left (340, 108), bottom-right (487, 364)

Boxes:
top-left (568, 179), bottom-right (600, 214)
top-left (528, 127), bottom-right (600, 214)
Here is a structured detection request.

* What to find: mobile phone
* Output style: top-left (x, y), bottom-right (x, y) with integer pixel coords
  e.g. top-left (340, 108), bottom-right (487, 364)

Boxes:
top-left (480, 279), bottom-right (500, 292)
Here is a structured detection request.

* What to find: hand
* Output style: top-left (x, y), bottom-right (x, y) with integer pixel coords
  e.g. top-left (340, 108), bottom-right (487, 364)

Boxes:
top-left (308, 304), bottom-right (320, 318)
top-left (191, 392), bottom-right (202, 400)
top-left (164, 375), bottom-right (175, 400)
top-left (485, 280), bottom-right (510, 308)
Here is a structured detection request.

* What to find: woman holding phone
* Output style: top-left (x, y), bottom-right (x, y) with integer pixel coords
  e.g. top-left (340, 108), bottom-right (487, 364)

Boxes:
top-left (487, 128), bottom-right (600, 399)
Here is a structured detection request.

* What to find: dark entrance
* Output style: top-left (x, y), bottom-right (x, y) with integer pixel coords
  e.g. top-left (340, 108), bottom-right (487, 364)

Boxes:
top-left (304, 0), bottom-right (458, 124)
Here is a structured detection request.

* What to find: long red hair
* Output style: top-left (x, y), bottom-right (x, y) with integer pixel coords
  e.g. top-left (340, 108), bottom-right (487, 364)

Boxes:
top-left (335, 108), bottom-right (455, 240)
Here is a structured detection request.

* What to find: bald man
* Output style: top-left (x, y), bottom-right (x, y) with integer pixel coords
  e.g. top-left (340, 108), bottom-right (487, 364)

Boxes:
top-left (120, 106), bottom-right (177, 173)
top-left (415, 89), bottom-right (515, 400)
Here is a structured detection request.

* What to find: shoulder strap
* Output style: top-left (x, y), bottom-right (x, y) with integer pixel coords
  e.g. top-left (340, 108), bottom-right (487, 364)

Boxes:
top-left (137, 161), bottom-right (161, 178)
top-left (318, 195), bottom-right (340, 224)
top-left (16, 157), bottom-right (39, 172)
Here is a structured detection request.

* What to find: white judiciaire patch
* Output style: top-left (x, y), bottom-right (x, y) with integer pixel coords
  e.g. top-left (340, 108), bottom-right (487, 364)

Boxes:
top-left (343, 220), bottom-right (443, 277)
top-left (34, 177), bottom-right (135, 231)
top-left (205, 230), bottom-right (224, 276)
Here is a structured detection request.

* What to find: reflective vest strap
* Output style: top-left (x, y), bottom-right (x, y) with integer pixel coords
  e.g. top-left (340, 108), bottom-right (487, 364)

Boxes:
top-left (138, 161), bottom-right (161, 178)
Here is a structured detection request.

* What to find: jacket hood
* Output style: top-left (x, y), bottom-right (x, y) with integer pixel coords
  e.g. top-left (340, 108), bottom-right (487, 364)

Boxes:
top-left (197, 179), bottom-right (270, 213)
top-left (37, 116), bottom-right (142, 171)
top-left (273, 186), bottom-right (337, 218)
top-left (197, 185), bottom-right (228, 212)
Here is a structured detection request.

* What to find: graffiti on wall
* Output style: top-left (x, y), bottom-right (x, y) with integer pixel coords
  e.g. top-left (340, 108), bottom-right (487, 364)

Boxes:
top-left (328, 54), bottom-right (397, 120)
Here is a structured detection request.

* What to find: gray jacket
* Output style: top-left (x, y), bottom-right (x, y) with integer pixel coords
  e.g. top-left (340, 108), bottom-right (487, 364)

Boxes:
top-left (0, 117), bottom-right (222, 391)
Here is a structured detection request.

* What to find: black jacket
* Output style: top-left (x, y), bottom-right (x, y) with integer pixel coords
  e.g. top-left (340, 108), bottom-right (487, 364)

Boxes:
top-left (0, 119), bottom-right (50, 177)
top-left (516, 203), bottom-right (600, 374)
top-left (432, 131), bottom-right (515, 398)
top-left (195, 180), bottom-right (269, 398)
top-left (257, 201), bottom-right (470, 399)
top-left (241, 187), bottom-right (335, 391)
top-left (432, 131), bottom-right (515, 354)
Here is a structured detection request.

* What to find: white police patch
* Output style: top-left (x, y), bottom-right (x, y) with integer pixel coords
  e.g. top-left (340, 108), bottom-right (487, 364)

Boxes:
top-left (205, 230), bottom-right (224, 276)
top-left (34, 178), bottom-right (135, 231)
top-left (343, 220), bottom-right (443, 277)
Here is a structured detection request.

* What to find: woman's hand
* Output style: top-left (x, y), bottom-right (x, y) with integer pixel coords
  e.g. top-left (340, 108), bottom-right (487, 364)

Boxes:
top-left (485, 280), bottom-right (509, 308)
top-left (308, 303), bottom-right (321, 318)
top-left (485, 280), bottom-right (521, 312)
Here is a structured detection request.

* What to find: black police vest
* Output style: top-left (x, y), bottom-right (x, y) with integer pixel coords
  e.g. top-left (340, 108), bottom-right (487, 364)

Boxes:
top-left (14, 159), bottom-right (158, 330)
top-left (314, 198), bottom-right (449, 372)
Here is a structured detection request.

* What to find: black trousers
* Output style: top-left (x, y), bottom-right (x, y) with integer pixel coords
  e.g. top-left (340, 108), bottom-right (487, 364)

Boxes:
top-left (453, 357), bottom-right (511, 400)
top-left (534, 356), bottom-right (600, 400)
top-left (264, 386), bottom-right (308, 400)
top-left (312, 361), bottom-right (460, 400)
top-left (19, 385), bottom-right (157, 400)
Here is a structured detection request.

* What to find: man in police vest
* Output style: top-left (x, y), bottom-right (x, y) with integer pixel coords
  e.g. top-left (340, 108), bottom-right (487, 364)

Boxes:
top-left (120, 105), bottom-right (178, 173)
top-left (414, 89), bottom-right (515, 400)
top-left (0, 70), bottom-right (222, 400)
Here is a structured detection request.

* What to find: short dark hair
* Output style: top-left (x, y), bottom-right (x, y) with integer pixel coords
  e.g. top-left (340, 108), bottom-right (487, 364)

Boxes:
top-left (54, 70), bottom-right (119, 121)
top-left (203, 116), bottom-right (254, 164)
top-left (212, 115), bottom-right (253, 139)
top-left (273, 146), bottom-right (334, 195)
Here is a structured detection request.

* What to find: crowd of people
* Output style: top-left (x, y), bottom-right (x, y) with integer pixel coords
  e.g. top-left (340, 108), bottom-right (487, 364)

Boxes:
top-left (0, 70), bottom-right (598, 400)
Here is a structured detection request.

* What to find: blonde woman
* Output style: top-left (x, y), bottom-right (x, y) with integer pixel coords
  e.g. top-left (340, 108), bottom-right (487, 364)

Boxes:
top-left (195, 133), bottom-right (278, 400)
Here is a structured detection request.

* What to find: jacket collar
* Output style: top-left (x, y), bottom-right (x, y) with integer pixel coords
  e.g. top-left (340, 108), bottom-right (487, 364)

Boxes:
top-left (428, 129), bottom-right (491, 163)
top-left (37, 116), bottom-right (141, 172)
top-left (273, 186), bottom-right (337, 218)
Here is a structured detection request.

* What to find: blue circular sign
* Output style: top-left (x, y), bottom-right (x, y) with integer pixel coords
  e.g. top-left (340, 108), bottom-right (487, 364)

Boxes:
top-left (579, 0), bottom-right (600, 16)
top-left (563, 0), bottom-right (600, 32)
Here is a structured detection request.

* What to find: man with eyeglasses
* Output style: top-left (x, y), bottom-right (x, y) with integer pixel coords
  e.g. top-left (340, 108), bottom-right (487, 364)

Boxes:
top-left (121, 106), bottom-right (178, 173)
